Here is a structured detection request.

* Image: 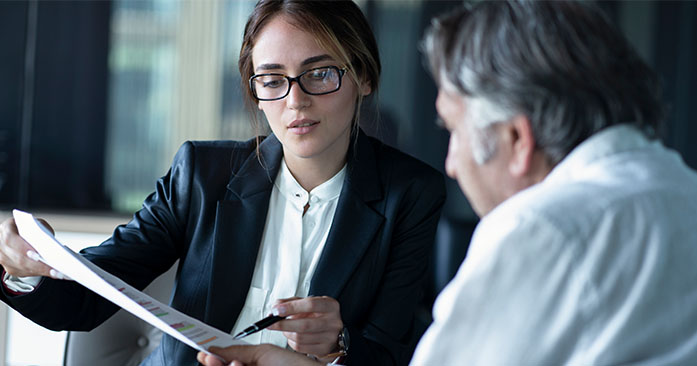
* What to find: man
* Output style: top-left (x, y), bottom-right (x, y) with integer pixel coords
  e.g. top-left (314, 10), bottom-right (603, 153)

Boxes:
top-left (200, 0), bottom-right (697, 365)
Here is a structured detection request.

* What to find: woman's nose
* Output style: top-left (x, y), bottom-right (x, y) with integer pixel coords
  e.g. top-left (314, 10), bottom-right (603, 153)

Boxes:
top-left (286, 81), bottom-right (311, 110)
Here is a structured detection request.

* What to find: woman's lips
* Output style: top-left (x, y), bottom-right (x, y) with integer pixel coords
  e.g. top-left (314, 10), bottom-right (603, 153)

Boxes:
top-left (288, 119), bottom-right (320, 135)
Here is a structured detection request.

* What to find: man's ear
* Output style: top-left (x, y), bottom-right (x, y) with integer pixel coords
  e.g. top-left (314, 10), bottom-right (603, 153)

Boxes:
top-left (507, 115), bottom-right (535, 177)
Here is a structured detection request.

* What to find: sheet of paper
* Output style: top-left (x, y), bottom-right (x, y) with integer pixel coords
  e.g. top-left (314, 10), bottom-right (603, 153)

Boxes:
top-left (12, 209), bottom-right (244, 359)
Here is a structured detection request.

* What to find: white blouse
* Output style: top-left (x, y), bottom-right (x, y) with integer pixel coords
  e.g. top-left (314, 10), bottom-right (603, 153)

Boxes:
top-left (230, 158), bottom-right (346, 347)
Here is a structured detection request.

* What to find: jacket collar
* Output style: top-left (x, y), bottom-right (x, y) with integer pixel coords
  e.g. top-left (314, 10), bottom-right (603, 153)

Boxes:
top-left (206, 135), bottom-right (282, 331)
top-left (226, 129), bottom-right (383, 202)
top-left (226, 134), bottom-right (283, 199)
top-left (207, 129), bottom-right (385, 330)
top-left (309, 130), bottom-right (385, 297)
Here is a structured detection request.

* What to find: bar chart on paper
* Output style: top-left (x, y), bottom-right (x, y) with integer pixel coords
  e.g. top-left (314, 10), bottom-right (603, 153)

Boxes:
top-left (111, 283), bottom-right (224, 348)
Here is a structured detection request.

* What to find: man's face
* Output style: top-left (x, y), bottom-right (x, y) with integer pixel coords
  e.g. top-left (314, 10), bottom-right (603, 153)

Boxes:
top-left (435, 86), bottom-right (511, 217)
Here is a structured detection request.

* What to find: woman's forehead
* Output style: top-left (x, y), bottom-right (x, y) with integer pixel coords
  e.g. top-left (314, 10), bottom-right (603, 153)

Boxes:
top-left (252, 16), bottom-right (333, 68)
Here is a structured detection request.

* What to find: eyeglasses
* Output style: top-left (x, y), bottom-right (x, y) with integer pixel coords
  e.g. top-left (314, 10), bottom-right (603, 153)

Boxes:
top-left (249, 65), bottom-right (347, 101)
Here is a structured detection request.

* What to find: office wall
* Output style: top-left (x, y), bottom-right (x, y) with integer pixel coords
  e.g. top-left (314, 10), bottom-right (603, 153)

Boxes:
top-left (0, 2), bottom-right (28, 209)
top-left (601, 0), bottom-right (697, 168)
top-left (654, 1), bottom-right (697, 169)
top-left (0, 1), bottom-right (111, 212)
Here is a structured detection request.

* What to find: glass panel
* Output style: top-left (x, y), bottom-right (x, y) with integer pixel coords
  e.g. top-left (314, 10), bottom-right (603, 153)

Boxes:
top-left (105, 0), bottom-right (259, 213)
top-left (106, 0), bottom-right (181, 212)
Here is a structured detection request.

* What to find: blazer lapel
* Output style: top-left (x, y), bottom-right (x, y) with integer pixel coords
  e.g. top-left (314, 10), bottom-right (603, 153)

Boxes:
top-left (205, 135), bottom-right (283, 332)
top-left (310, 131), bottom-right (385, 298)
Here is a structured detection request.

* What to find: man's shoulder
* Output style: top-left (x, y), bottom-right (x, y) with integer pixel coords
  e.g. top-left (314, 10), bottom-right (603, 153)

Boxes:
top-left (481, 157), bottom-right (697, 252)
top-left (478, 180), bottom-right (603, 248)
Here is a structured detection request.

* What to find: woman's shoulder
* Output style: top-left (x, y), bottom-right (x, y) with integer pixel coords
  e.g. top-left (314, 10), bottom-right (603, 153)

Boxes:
top-left (170, 136), bottom-right (268, 174)
top-left (364, 134), bottom-right (442, 179)
top-left (360, 134), bottom-right (446, 217)
top-left (173, 136), bottom-right (266, 160)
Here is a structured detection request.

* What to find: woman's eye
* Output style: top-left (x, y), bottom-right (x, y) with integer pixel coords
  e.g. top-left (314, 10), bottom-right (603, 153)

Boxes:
top-left (263, 79), bottom-right (283, 88)
top-left (309, 70), bottom-right (329, 79)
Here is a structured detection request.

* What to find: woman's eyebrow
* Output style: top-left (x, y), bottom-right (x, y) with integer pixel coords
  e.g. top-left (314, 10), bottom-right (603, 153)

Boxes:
top-left (301, 54), bottom-right (332, 66)
top-left (255, 63), bottom-right (284, 72)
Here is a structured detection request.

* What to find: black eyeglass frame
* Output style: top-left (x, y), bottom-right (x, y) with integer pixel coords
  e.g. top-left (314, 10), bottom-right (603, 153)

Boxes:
top-left (249, 65), bottom-right (348, 101)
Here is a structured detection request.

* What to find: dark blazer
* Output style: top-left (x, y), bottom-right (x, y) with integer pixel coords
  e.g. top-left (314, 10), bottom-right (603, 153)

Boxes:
top-left (2, 130), bottom-right (445, 365)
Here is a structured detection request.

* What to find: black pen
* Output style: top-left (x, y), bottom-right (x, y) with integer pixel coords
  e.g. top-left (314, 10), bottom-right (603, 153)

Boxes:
top-left (233, 314), bottom-right (286, 340)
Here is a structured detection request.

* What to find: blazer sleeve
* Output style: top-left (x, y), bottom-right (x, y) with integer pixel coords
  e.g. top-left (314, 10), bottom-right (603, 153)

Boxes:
top-left (0, 142), bottom-right (198, 331)
top-left (348, 163), bottom-right (446, 365)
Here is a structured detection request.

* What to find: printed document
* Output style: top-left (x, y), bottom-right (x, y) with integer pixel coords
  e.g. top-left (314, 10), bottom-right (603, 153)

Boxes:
top-left (12, 209), bottom-right (244, 359)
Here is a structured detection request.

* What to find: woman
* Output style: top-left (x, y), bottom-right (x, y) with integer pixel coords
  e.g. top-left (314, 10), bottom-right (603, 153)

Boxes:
top-left (0, 1), bottom-right (445, 365)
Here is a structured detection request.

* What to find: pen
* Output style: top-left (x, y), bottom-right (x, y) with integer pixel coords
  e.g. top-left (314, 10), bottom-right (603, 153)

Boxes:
top-left (233, 314), bottom-right (286, 340)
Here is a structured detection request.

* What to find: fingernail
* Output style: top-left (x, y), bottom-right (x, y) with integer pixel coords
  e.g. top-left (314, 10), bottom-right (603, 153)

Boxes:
top-left (26, 251), bottom-right (41, 262)
top-left (50, 269), bottom-right (66, 280)
top-left (272, 306), bottom-right (282, 316)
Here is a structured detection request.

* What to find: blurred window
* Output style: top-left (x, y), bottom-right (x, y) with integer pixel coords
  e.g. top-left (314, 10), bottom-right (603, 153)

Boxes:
top-left (105, 0), bottom-right (258, 212)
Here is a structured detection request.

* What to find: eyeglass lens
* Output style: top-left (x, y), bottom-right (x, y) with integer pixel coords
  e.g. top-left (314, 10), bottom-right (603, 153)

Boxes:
top-left (252, 66), bottom-right (342, 100)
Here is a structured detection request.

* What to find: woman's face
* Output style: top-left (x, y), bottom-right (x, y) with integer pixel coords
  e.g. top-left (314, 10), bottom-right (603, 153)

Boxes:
top-left (252, 15), bottom-right (370, 168)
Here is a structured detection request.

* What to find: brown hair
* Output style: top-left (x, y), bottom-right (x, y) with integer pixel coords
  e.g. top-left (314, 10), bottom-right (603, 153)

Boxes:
top-left (239, 0), bottom-right (381, 138)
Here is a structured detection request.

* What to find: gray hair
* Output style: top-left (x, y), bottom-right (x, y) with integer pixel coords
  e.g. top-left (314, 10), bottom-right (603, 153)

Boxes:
top-left (423, 0), bottom-right (665, 166)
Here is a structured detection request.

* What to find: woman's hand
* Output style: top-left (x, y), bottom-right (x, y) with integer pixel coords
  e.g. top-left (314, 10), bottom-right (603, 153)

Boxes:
top-left (268, 296), bottom-right (344, 358)
top-left (0, 218), bottom-right (67, 280)
top-left (197, 344), bottom-right (320, 366)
